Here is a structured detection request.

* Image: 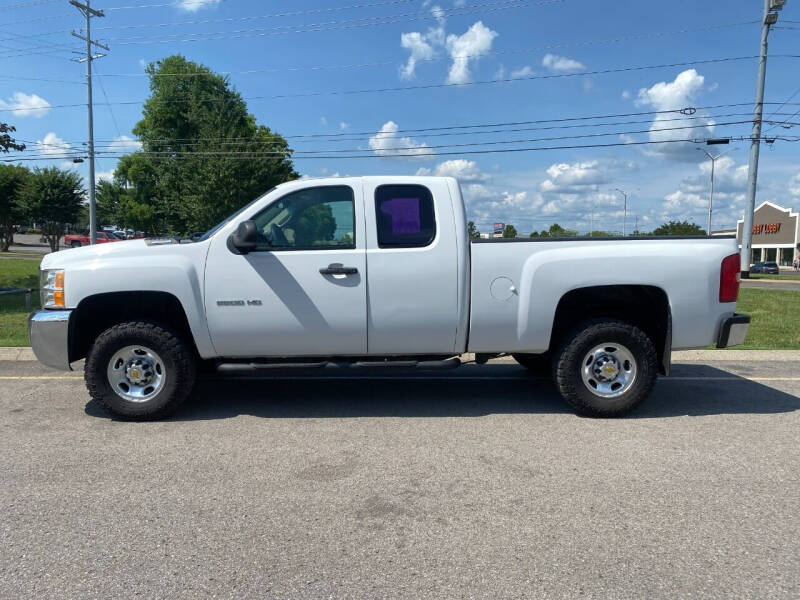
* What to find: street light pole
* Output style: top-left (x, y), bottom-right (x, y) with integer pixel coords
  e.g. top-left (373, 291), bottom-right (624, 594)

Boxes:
top-left (615, 188), bottom-right (628, 236)
top-left (740, 0), bottom-right (787, 277)
top-left (698, 147), bottom-right (735, 235)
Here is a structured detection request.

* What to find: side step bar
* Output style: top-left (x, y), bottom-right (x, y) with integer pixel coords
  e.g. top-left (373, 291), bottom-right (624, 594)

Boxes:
top-left (216, 358), bottom-right (461, 373)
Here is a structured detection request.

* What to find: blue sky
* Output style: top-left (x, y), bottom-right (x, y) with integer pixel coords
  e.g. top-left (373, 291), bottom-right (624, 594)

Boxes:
top-left (2, 0), bottom-right (799, 234)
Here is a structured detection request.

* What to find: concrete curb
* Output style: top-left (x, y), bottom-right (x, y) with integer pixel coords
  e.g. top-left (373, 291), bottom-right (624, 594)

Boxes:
top-left (2, 347), bottom-right (800, 363)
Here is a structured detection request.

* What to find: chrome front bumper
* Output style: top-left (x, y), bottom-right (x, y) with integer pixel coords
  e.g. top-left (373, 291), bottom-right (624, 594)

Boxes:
top-left (717, 313), bottom-right (750, 349)
top-left (28, 310), bottom-right (73, 371)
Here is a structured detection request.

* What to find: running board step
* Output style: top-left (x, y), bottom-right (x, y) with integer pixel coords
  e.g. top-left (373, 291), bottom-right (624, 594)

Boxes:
top-left (216, 358), bottom-right (461, 373)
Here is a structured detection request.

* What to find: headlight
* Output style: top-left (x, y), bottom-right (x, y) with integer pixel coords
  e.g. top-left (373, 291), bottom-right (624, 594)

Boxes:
top-left (40, 269), bottom-right (65, 308)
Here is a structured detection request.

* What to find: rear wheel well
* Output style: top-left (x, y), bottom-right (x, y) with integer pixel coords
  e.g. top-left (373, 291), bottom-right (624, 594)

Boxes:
top-left (550, 285), bottom-right (671, 374)
top-left (70, 291), bottom-right (196, 362)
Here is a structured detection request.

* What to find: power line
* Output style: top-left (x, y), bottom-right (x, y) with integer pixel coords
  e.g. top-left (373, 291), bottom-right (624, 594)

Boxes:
top-left (107, 0), bottom-right (565, 44)
top-left (45, 103), bottom-right (788, 146)
top-left (13, 121), bottom-right (778, 158)
top-left (8, 136), bottom-right (797, 163)
top-left (0, 0), bottom-right (61, 10)
top-left (5, 55), bottom-right (798, 113)
top-left (82, 113), bottom-right (750, 149)
top-left (80, 21), bottom-right (759, 78)
top-left (96, 0), bottom-right (419, 30)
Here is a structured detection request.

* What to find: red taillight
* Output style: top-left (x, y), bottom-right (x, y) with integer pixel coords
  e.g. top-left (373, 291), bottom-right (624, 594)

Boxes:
top-left (720, 253), bottom-right (740, 303)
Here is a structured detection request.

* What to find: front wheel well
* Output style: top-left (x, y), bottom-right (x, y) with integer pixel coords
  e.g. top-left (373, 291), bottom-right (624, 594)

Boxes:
top-left (69, 291), bottom-right (197, 362)
top-left (550, 285), bottom-right (671, 375)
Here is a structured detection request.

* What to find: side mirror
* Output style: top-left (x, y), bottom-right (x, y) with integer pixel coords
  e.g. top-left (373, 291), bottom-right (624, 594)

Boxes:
top-left (228, 220), bottom-right (258, 254)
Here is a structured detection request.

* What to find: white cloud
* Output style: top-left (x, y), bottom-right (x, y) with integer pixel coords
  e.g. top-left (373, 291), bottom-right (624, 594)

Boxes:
top-left (790, 172), bottom-right (800, 200)
top-left (176, 0), bottom-right (220, 12)
top-left (399, 4), bottom-right (448, 79)
top-left (661, 156), bottom-right (749, 226)
top-left (319, 116), bottom-right (328, 126)
top-left (0, 91), bottom-right (51, 118)
top-left (540, 160), bottom-right (610, 192)
top-left (634, 69), bottom-right (716, 162)
top-left (400, 31), bottom-right (438, 79)
top-left (542, 54), bottom-right (585, 73)
top-left (138, 58), bottom-right (147, 69)
top-left (35, 132), bottom-right (71, 157)
top-left (95, 170), bottom-right (115, 184)
top-left (510, 65), bottom-right (534, 79)
top-left (368, 121), bottom-right (432, 159)
top-left (416, 159), bottom-right (491, 183)
top-left (108, 135), bottom-right (142, 153)
top-left (446, 21), bottom-right (497, 84)
top-left (339, 122), bottom-right (349, 130)
top-left (621, 90), bottom-right (631, 100)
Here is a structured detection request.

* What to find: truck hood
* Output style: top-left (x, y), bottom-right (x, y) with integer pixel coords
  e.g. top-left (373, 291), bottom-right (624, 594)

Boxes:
top-left (41, 238), bottom-right (204, 270)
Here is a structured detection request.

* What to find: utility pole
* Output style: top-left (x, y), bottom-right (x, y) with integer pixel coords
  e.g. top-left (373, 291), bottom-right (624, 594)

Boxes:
top-left (70, 0), bottom-right (107, 245)
top-left (614, 188), bottom-right (628, 236)
top-left (634, 215), bottom-right (638, 235)
top-left (697, 145), bottom-right (735, 235)
top-left (741, 0), bottom-right (787, 277)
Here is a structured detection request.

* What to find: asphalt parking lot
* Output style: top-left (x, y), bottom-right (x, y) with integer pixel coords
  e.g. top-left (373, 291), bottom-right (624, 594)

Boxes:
top-left (1, 357), bottom-right (799, 599)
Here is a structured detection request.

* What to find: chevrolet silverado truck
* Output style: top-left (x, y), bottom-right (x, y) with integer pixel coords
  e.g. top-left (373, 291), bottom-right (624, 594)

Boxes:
top-left (29, 176), bottom-right (749, 420)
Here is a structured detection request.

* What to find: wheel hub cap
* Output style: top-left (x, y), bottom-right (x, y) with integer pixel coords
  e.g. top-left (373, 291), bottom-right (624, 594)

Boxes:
top-left (107, 345), bottom-right (166, 402)
top-left (580, 343), bottom-right (637, 399)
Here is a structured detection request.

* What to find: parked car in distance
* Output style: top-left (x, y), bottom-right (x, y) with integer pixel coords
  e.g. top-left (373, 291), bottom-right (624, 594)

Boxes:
top-left (751, 261), bottom-right (780, 274)
top-left (111, 231), bottom-right (128, 240)
top-left (30, 176), bottom-right (749, 421)
top-left (64, 231), bottom-right (123, 248)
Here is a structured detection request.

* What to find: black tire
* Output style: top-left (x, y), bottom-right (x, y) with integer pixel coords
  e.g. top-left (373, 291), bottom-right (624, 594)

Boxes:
top-left (512, 352), bottom-right (551, 374)
top-left (84, 321), bottom-right (196, 420)
top-left (70, 241), bottom-right (81, 248)
top-left (553, 319), bottom-right (657, 417)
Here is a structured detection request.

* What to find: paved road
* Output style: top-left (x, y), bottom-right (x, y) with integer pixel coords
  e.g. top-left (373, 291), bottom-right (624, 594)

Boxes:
top-left (1, 359), bottom-right (799, 599)
top-left (741, 278), bottom-right (800, 292)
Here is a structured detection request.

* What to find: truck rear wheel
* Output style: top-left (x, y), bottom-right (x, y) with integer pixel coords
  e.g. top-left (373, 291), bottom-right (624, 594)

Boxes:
top-left (84, 321), bottom-right (196, 420)
top-left (553, 319), bottom-right (657, 417)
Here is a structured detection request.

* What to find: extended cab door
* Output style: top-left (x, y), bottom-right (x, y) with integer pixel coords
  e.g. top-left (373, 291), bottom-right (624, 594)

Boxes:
top-left (204, 181), bottom-right (367, 357)
top-left (363, 178), bottom-right (462, 354)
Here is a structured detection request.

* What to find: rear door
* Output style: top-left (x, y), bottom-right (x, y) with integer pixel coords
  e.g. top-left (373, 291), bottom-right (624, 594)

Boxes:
top-left (363, 178), bottom-right (460, 354)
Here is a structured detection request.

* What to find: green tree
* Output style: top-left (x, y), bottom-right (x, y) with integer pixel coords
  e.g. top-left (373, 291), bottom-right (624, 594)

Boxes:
top-left (502, 224), bottom-right (518, 238)
top-left (1, 123), bottom-right (25, 153)
top-left (548, 223), bottom-right (578, 237)
top-left (95, 179), bottom-right (125, 227)
top-left (118, 55), bottom-right (298, 235)
top-left (586, 230), bottom-right (615, 237)
top-left (651, 220), bottom-right (706, 236)
top-left (20, 167), bottom-right (85, 251)
top-left (0, 164), bottom-right (30, 251)
top-left (467, 220), bottom-right (481, 239)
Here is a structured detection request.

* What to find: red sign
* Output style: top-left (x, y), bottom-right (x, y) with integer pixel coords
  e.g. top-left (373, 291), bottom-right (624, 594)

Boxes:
top-left (752, 222), bottom-right (782, 235)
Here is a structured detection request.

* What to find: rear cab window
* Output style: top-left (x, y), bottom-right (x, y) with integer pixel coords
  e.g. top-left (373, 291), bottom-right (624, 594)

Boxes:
top-left (374, 184), bottom-right (436, 248)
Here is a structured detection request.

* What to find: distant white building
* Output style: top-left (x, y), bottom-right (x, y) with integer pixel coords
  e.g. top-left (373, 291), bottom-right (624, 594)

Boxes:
top-left (713, 201), bottom-right (799, 265)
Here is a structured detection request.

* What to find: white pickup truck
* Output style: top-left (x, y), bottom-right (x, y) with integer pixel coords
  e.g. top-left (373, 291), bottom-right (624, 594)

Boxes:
top-left (29, 176), bottom-right (749, 420)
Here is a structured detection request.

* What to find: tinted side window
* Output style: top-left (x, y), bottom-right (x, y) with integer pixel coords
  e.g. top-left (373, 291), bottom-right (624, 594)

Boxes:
top-left (251, 186), bottom-right (355, 251)
top-left (375, 184), bottom-right (436, 248)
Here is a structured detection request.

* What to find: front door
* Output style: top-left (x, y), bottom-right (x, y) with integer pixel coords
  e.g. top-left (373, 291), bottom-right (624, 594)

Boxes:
top-left (205, 182), bottom-right (367, 357)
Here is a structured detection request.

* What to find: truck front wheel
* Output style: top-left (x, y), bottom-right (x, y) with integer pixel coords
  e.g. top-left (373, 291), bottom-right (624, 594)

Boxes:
top-left (84, 321), bottom-right (196, 420)
top-left (553, 319), bottom-right (657, 417)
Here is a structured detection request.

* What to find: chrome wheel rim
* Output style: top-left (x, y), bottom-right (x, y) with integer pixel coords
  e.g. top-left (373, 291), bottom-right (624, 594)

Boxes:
top-left (106, 345), bottom-right (166, 402)
top-left (580, 342), bottom-right (637, 398)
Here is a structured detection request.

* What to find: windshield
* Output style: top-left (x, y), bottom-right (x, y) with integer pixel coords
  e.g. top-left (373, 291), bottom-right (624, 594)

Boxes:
top-left (197, 187), bottom-right (277, 242)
